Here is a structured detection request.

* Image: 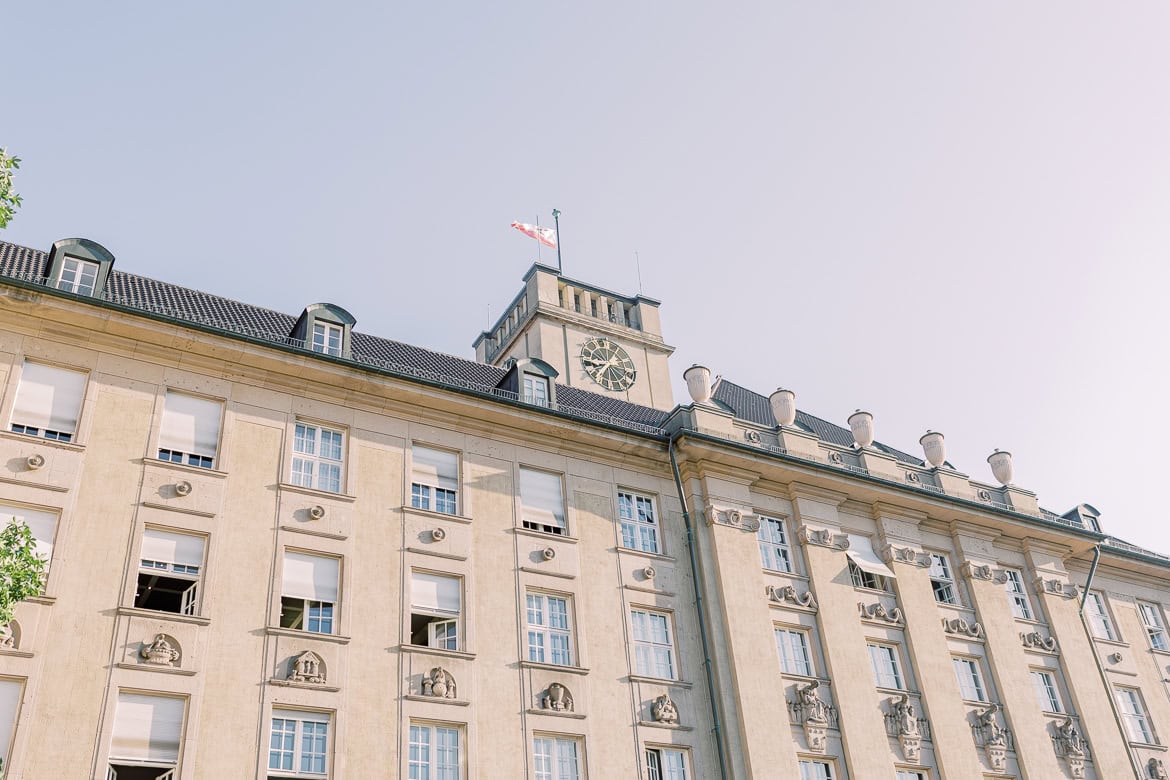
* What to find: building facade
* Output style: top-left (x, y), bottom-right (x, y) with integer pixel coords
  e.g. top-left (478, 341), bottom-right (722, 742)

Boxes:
top-left (0, 236), bottom-right (1166, 779)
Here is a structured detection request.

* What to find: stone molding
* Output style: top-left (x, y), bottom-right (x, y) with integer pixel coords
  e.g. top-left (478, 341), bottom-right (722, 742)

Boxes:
top-left (1035, 576), bottom-right (1080, 600)
top-left (766, 584), bottom-right (818, 611)
top-left (941, 617), bottom-right (984, 638)
top-left (797, 526), bottom-right (849, 550)
top-left (883, 544), bottom-right (930, 568)
top-left (858, 601), bottom-right (904, 625)
top-left (1020, 630), bottom-right (1058, 653)
top-left (704, 504), bottom-right (760, 532)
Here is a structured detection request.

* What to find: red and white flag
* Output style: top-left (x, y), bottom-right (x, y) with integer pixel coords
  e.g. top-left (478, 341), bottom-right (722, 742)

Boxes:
top-left (511, 221), bottom-right (557, 249)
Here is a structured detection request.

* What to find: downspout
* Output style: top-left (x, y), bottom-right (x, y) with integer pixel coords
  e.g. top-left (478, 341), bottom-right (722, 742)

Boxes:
top-left (1077, 545), bottom-right (1143, 778)
top-left (669, 434), bottom-right (730, 780)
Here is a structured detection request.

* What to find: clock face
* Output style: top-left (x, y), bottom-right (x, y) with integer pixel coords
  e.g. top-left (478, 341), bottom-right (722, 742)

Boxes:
top-left (580, 337), bottom-right (637, 391)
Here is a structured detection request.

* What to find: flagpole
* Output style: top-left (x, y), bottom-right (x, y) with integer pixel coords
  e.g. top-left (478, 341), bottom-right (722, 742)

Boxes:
top-left (552, 208), bottom-right (563, 273)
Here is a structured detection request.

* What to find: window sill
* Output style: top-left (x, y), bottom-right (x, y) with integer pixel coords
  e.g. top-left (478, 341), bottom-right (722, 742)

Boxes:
top-left (638, 719), bottom-right (694, 731)
top-left (26, 595), bottom-right (56, 606)
top-left (1092, 637), bottom-right (1129, 648)
top-left (934, 600), bottom-right (971, 615)
top-left (526, 707), bottom-right (585, 720)
top-left (1150, 647), bottom-right (1170, 657)
top-left (268, 678), bottom-right (341, 693)
top-left (400, 644), bottom-right (476, 661)
top-left (278, 482), bottom-right (356, 503)
top-left (117, 606), bottom-right (210, 626)
top-left (514, 526), bottom-right (578, 544)
top-left (763, 568), bottom-right (807, 581)
top-left (403, 693), bottom-right (470, 707)
top-left (1127, 741), bottom-right (1165, 751)
top-left (520, 660), bottom-right (590, 676)
top-left (114, 661), bottom-right (197, 677)
top-left (628, 674), bottom-right (692, 689)
top-left (0, 429), bottom-right (85, 452)
top-left (402, 505), bottom-right (473, 525)
top-left (1013, 617), bottom-right (1048, 628)
top-left (266, 626), bottom-right (351, 644)
top-left (852, 585), bottom-right (893, 597)
top-left (875, 686), bottom-right (915, 696)
top-left (617, 546), bottom-right (675, 563)
top-left (142, 457), bottom-right (228, 479)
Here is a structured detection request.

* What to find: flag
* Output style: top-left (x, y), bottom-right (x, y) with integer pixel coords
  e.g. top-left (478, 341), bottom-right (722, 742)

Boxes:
top-left (511, 221), bottom-right (558, 249)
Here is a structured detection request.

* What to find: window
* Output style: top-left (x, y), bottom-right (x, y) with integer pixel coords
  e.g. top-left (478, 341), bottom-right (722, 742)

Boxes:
top-left (798, 760), bottom-right (834, 780)
top-left (1138, 602), bottom-right (1169, 651)
top-left (1, 504), bottom-right (58, 575)
top-left (157, 392), bottom-right (222, 469)
top-left (619, 491), bottom-right (659, 553)
top-left (757, 516), bottom-right (792, 573)
top-left (411, 572), bottom-right (461, 650)
top-left (1003, 569), bottom-right (1033, 620)
top-left (845, 534), bottom-right (894, 591)
top-left (136, 528), bottom-right (205, 615)
top-left (269, 709), bottom-right (329, 777)
top-left (9, 361), bottom-right (87, 442)
top-left (952, 657), bottom-right (987, 702)
top-left (56, 256), bottom-right (99, 295)
top-left (1085, 591), bottom-right (1117, 641)
top-left (896, 771), bottom-right (927, 780)
top-left (867, 643), bottom-right (904, 690)
top-left (520, 467), bottom-right (566, 535)
top-left (310, 322), bottom-right (343, 357)
top-left (411, 446), bottom-right (458, 515)
top-left (646, 747), bottom-right (688, 780)
top-left (280, 552), bottom-right (340, 635)
top-left (0, 679), bottom-right (22, 773)
top-left (526, 592), bottom-right (573, 666)
top-left (632, 608), bottom-right (676, 680)
top-left (291, 422), bottom-right (344, 493)
top-left (928, 554), bottom-right (958, 605)
top-left (1030, 670), bottom-right (1062, 713)
top-left (108, 692), bottom-right (186, 777)
top-left (532, 736), bottom-right (581, 780)
top-left (1116, 687), bottom-right (1156, 744)
top-left (408, 722), bottom-right (461, 780)
top-left (775, 627), bottom-right (813, 676)
top-left (523, 375), bottom-right (550, 407)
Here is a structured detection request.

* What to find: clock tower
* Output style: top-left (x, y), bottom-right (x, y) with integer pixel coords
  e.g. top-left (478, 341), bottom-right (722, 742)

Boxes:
top-left (474, 263), bottom-right (676, 410)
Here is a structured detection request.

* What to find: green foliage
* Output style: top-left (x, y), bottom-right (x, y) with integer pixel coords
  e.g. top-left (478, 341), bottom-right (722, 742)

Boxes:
top-left (0, 149), bottom-right (22, 229)
top-left (0, 520), bottom-right (46, 626)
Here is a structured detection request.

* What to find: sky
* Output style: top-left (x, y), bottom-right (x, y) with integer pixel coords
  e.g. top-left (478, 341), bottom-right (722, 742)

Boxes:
top-left (5, 3), bottom-right (1170, 554)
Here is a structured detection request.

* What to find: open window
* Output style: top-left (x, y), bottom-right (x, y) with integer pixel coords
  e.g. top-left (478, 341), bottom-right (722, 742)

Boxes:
top-left (135, 528), bottom-right (205, 615)
top-left (411, 571), bottom-right (461, 650)
top-left (845, 534), bottom-right (894, 591)
top-left (157, 392), bottom-right (222, 469)
top-left (280, 552), bottom-right (340, 635)
top-left (107, 692), bottom-right (185, 780)
top-left (9, 361), bottom-right (87, 442)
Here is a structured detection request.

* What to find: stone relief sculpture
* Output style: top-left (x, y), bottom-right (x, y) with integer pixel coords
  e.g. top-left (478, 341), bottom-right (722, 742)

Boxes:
top-left (1035, 577), bottom-right (1080, 599)
top-left (422, 667), bottom-right (457, 699)
top-left (978, 703), bottom-right (1008, 772)
top-left (140, 634), bottom-right (180, 666)
top-left (766, 584), bottom-right (818, 610)
top-left (651, 693), bottom-right (679, 725)
top-left (1056, 717), bottom-right (1086, 778)
top-left (886, 545), bottom-right (930, 567)
top-left (858, 601), bottom-right (904, 625)
top-left (1149, 757), bottom-right (1168, 779)
top-left (942, 617), bottom-right (984, 638)
top-left (797, 680), bottom-right (829, 753)
top-left (289, 650), bottom-right (326, 684)
top-left (891, 694), bottom-right (922, 762)
top-left (1020, 631), bottom-right (1058, 652)
top-left (704, 505), bottom-right (761, 532)
top-left (797, 526), bottom-right (849, 549)
top-left (0, 622), bottom-right (17, 649)
top-left (542, 682), bottom-right (574, 712)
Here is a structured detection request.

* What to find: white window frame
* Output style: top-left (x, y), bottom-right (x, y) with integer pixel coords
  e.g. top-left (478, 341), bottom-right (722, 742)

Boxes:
top-left (410, 571), bottom-right (463, 651)
top-left (1138, 602), bottom-right (1169, 652)
top-left (775, 627), bottom-right (813, 677)
top-left (157, 391), bottom-right (222, 469)
top-left (848, 559), bottom-right (887, 591)
top-left (526, 591), bottom-right (574, 666)
top-left (896, 771), bottom-right (928, 780)
top-left (56, 256), bottom-right (99, 295)
top-left (519, 467), bottom-right (567, 536)
top-left (1002, 568), bottom-right (1034, 620)
top-left (1085, 591), bottom-right (1118, 641)
top-left (928, 553), bottom-right (959, 605)
top-left (107, 692), bottom-right (186, 773)
top-left (798, 759), bottom-right (834, 780)
top-left (268, 708), bottom-right (330, 777)
top-left (290, 421), bottom-right (345, 494)
top-left (1116, 686), bottom-right (1157, 744)
top-left (632, 608), bottom-right (677, 680)
top-left (9, 361), bottom-right (87, 443)
top-left (310, 322), bottom-right (343, 357)
top-left (410, 444), bottom-right (459, 516)
top-left (618, 490), bottom-right (659, 554)
top-left (408, 721), bottom-right (462, 780)
top-left (1, 504), bottom-right (58, 577)
top-left (0, 678), bottom-right (21, 774)
top-left (952, 656), bottom-right (987, 702)
top-left (645, 745), bottom-right (689, 780)
top-left (867, 642), bottom-right (905, 690)
top-left (1030, 669), bottom-right (1063, 713)
top-left (280, 552), bottom-right (340, 636)
top-left (136, 527), bottom-right (206, 616)
top-left (523, 374), bottom-right (550, 407)
top-left (532, 734), bottom-right (582, 780)
top-left (757, 516), bottom-right (793, 573)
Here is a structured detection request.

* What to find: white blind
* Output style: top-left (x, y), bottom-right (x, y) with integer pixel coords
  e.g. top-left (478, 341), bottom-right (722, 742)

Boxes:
top-left (0, 679), bottom-right (21, 767)
top-left (140, 529), bottom-right (205, 567)
top-left (272, 708), bottom-right (330, 724)
top-left (520, 467), bottom-right (565, 530)
top-left (109, 692), bottom-right (185, 763)
top-left (411, 572), bottom-right (461, 614)
top-left (411, 445), bottom-right (458, 491)
top-left (158, 392), bottom-right (222, 458)
top-left (845, 534), bottom-right (896, 578)
top-left (11, 362), bottom-right (87, 434)
top-left (1, 504), bottom-right (58, 564)
top-left (282, 552), bottom-right (339, 602)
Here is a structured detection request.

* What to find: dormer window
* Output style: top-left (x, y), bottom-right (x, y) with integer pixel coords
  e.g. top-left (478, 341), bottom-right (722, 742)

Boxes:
top-left (312, 322), bottom-right (343, 357)
top-left (497, 357), bottom-right (559, 410)
top-left (43, 238), bottom-right (115, 298)
top-left (523, 375), bottom-right (550, 407)
top-left (56, 257), bottom-right (99, 295)
top-left (290, 303), bottom-right (356, 360)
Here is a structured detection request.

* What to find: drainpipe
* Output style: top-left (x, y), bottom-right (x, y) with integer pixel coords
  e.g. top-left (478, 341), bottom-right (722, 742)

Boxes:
top-left (669, 434), bottom-right (730, 780)
top-left (1077, 545), bottom-right (1144, 778)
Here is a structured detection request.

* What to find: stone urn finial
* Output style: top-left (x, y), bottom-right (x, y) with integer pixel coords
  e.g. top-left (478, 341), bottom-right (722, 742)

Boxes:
top-left (987, 449), bottom-right (1013, 485)
top-left (769, 388), bottom-right (797, 427)
top-left (919, 431), bottom-right (945, 468)
top-left (848, 409), bottom-right (874, 448)
top-left (683, 365), bottom-right (712, 405)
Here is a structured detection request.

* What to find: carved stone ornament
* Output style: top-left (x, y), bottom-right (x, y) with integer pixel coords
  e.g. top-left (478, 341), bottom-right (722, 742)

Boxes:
top-left (891, 695), bottom-right (922, 762)
top-left (174, 480), bottom-right (193, 497)
top-left (651, 693), bottom-right (679, 725)
top-left (858, 601), bottom-right (904, 625)
top-left (942, 617), bottom-right (984, 638)
top-left (422, 667), bottom-right (457, 699)
top-left (308, 504), bottom-right (326, 520)
top-left (541, 546), bottom-right (556, 561)
top-left (798, 681), bottom-right (830, 753)
top-left (978, 704), bottom-right (1008, 771)
top-left (905, 471), bottom-right (921, 484)
top-left (828, 451), bottom-right (845, 465)
top-left (140, 633), bottom-right (180, 666)
top-left (289, 650), bottom-right (326, 684)
top-left (430, 527), bottom-right (446, 542)
top-left (1108, 651), bottom-right (1123, 664)
top-left (542, 682), bottom-right (574, 712)
top-left (704, 505), bottom-right (761, 532)
top-left (642, 565), bottom-right (656, 580)
top-left (744, 429), bottom-right (762, 444)
top-left (960, 562), bottom-right (1007, 583)
top-left (0, 622), bottom-right (18, 649)
top-left (885, 545), bottom-right (930, 568)
top-left (25, 453), bottom-right (44, 471)
top-left (1035, 577), bottom-right (1080, 599)
top-left (797, 526), bottom-right (850, 550)
top-left (1055, 717), bottom-right (1086, 778)
top-left (766, 584), bottom-right (818, 611)
top-left (1149, 757), bottom-right (1168, 779)
top-left (1020, 630), bottom-right (1058, 653)
top-left (977, 489), bottom-right (993, 501)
